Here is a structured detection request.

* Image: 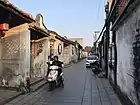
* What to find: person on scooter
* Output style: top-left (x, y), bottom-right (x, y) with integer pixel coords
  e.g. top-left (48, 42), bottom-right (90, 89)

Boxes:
top-left (52, 55), bottom-right (63, 74)
top-left (52, 55), bottom-right (64, 86)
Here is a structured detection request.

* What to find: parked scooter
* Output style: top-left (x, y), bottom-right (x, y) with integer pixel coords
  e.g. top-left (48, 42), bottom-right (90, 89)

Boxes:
top-left (90, 61), bottom-right (101, 74)
top-left (47, 65), bottom-right (64, 91)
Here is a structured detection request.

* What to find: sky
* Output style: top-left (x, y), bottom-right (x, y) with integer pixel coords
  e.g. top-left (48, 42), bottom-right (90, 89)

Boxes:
top-left (11, 0), bottom-right (106, 47)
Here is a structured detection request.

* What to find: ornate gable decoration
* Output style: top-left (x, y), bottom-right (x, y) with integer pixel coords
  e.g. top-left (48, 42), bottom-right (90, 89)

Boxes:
top-left (35, 13), bottom-right (47, 31)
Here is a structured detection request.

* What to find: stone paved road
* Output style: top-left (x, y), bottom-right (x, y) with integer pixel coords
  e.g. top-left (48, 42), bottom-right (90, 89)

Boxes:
top-left (5, 60), bottom-right (122, 105)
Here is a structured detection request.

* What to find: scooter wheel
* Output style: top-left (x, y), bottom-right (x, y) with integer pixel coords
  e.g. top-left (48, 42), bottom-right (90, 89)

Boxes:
top-left (48, 83), bottom-right (53, 91)
top-left (61, 82), bottom-right (64, 88)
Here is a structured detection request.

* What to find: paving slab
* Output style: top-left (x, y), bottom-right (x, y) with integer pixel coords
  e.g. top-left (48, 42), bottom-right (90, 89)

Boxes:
top-left (0, 89), bottom-right (22, 105)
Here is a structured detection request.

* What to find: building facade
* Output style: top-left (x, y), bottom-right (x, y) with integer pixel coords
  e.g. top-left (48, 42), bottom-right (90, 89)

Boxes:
top-left (0, 0), bottom-right (34, 88)
top-left (48, 30), bottom-right (77, 65)
top-left (98, 0), bottom-right (140, 105)
top-left (0, 1), bottom-right (50, 88)
top-left (0, 1), bottom-right (84, 90)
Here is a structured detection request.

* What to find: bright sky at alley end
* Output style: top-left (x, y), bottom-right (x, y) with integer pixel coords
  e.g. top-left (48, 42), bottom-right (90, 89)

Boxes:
top-left (11, 0), bottom-right (106, 47)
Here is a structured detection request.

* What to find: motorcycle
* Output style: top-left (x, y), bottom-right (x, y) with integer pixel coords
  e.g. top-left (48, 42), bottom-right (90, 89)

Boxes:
top-left (47, 65), bottom-right (64, 91)
top-left (90, 61), bottom-right (101, 75)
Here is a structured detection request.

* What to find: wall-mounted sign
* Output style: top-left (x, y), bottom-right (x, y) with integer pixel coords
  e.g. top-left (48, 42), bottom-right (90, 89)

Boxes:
top-left (58, 43), bottom-right (62, 55)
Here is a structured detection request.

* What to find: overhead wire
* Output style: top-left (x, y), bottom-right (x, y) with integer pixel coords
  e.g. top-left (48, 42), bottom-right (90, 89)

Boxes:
top-left (96, 0), bottom-right (102, 21)
top-left (95, 0), bottom-right (105, 42)
top-left (93, 0), bottom-right (101, 42)
top-left (95, 0), bottom-right (107, 43)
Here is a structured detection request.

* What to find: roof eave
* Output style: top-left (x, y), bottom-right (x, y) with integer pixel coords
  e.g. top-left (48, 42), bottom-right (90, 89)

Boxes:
top-left (29, 23), bottom-right (50, 37)
top-left (0, 0), bottom-right (35, 23)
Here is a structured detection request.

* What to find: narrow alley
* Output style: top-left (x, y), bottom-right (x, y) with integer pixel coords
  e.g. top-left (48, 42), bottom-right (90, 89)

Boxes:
top-left (5, 60), bottom-right (122, 105)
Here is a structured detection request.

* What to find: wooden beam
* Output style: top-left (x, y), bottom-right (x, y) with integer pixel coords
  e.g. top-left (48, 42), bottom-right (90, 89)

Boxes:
top-left (31, 37), bottom-right (47, 43)
top-left (29, 26), bottom-right (49, 37)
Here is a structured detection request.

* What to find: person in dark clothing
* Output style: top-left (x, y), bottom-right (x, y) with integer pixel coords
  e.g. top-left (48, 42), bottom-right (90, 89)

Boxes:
top-left (52, 56), bottom-right (64, 76)
top-left (50, 55), bottom-right (64, 87)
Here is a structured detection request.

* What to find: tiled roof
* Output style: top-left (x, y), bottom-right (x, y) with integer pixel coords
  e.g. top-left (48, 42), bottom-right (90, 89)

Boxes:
top-left (29, 23), bottom-right (49, 36)
top-left (48, 30), bottom-right (58, 35)
top-left (0, 0), bottom-right (34, 22)
top-left (48, 29), bottom-right (75, 45)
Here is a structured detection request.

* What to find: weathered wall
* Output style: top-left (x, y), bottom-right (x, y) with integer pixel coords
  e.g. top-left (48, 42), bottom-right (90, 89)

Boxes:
top-left (63, 44), bottom-right (76, 64)
top-left (0, 30), bottom-right (30, 88)
top-left (115, 4), bottom-right (140, 105)
top-left (46, 38), bottom-right (50, 59)
top-left (31, 38), bottom-right (48, 78)
top-left (71, 45), bottom-right (78, 62)
top-left (45, 38), bottom-right (50, 75)
top-left (63, 45), bottom-right (70, 64)
top-left (68, 45), bottom-right (73, 63)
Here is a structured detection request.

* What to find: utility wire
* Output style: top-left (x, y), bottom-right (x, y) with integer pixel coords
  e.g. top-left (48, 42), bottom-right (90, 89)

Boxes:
top-left (96, 0), bottom-right (102, 21)
top-left (94, 0), bottom-right (101, 43)
top-left (95, 0), bottom-right (107, 43)
top-left (97, 0), bottom-right (106, 21)
top-left (95, 0), bottom-right (106, 40)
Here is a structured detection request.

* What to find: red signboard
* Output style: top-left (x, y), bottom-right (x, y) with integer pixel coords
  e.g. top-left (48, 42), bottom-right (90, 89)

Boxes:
top-left (0, 23), bottom-right (9, 38)
top-left (0, 23), bottom-right (9, 31)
